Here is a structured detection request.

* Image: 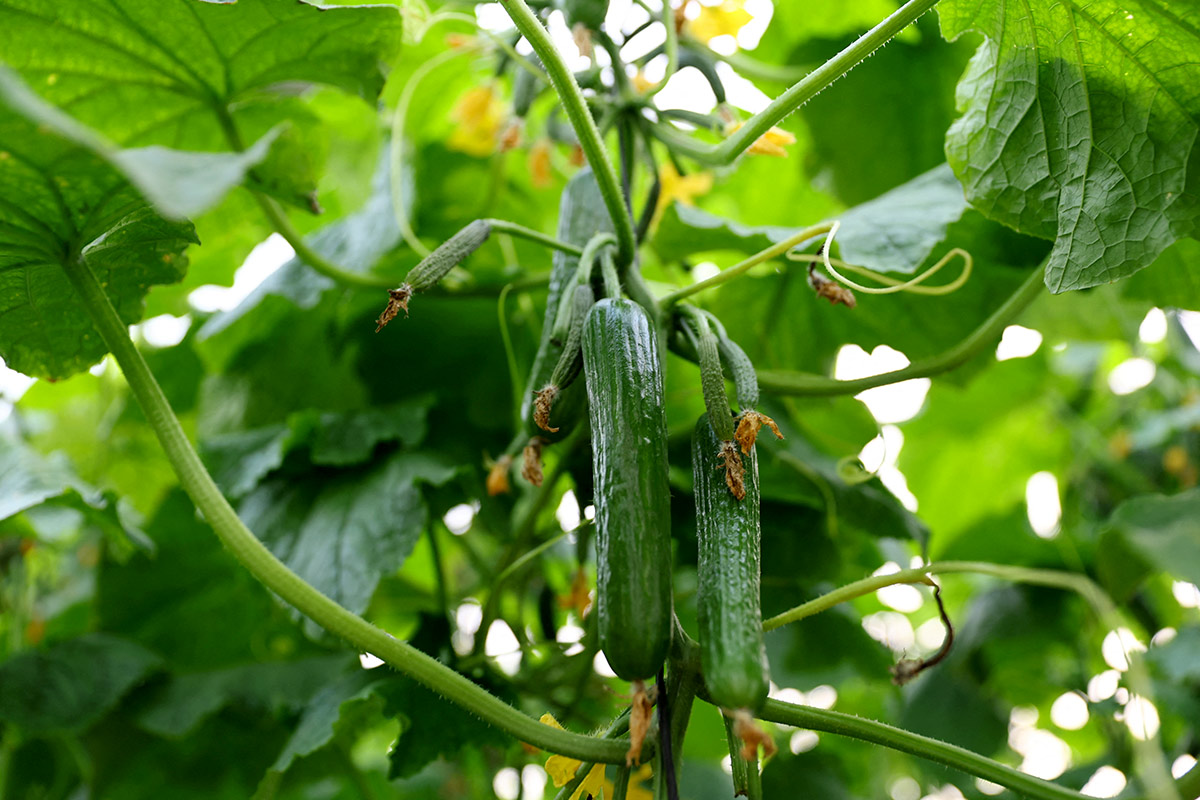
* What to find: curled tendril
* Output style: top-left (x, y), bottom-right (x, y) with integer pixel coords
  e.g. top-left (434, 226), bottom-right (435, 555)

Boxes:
top-left (788, 219), bottom-right (973, 297)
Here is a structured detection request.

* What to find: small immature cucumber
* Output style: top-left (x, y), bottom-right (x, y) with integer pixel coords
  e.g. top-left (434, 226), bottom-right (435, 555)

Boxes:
top-left (375, 220), bottom-right (491, 330)
top-left (521, 169), bottom-right (614, 441)
top-left (583, 298), bottom-right (672, 682)
top-left (692, 414), bottom-right (770, 713)
top-left (535, 284), bottom-right (595, 433)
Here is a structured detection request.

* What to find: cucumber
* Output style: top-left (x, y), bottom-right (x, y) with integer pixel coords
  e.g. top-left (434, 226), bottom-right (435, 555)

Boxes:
top-left (582, 298), bottom-right (672, 682)
top-left (520, 169), bottom-right (614, 441)
top-left (691, 413), bottom-right (769, 713)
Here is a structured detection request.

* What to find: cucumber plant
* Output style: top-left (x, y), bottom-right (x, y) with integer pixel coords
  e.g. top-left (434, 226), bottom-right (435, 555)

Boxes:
top-left (1, 1), bottom-right (1198, 800)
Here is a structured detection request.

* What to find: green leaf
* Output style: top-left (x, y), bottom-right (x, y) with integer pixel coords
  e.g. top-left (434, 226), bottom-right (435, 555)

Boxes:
top-left (0, 430), bottom-right (149, 552)
top-left (137, 655), bottom-right (350, 739)
top-left (0, 98), bottom-right (195, 379)
top-left (0, 633), bottom-right (161, 733)
top-left (794, 25), bottom-right (975, 206)
top-left (201, 398), bottom-right (432, 499)
top-left (377, 677), bottom-right (508, 779)
top-left (267, 671), bottom-right (383, 777)
top-left (1107, 488), bottom-right (1200, 586)
top-left (97, 490), bottom-right (303, 669)
top-left (655, 163), bottom-right (970, 272)
top-left (898, 355), bottom-right (1071, 554)
top-left (237, 450), bottom-right (457, 616)
top-left (1147, 626), bottom-right (1200, 683)
top-left (0, 67), bottom-right (278, 219)
top-left (0, 0), bottom-right (403, 205)
top-left (939, 0), bottom-right (1200, 292)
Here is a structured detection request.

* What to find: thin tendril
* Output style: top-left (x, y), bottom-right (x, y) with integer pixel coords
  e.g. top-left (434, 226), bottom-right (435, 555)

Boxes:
top-left (788, 220), bottom-right (973, 296)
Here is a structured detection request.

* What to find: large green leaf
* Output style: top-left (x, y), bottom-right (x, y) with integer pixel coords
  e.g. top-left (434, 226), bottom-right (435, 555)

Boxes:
top-left (0, 98), bottom-right (195, 379)
top-left (0, 67), bottom-right (277, 219)
top-left (137, 655), bottom-right (350, 739)
top-left (1107, 488), bottom-right (1200, 586)
top-left (654, 163), bottom-right (970, 272)
top-left (200, 398), bottom-right (431, 500)
top-left (0, 634), bottom-right (161, 733)
top-left (0, 0), bottom-right (403, 206)
top-left (97, 490), bottom-right (304, 669)
top-left (939, 0), bottom-right (1200, 292)
top-left (237, 450), bottom-right (457, 616)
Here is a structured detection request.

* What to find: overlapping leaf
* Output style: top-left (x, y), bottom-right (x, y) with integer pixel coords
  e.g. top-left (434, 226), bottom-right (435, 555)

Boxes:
top-left (0, 0), bottom-right (403, 207)
top-left (0, 634), bottom-right (161, 733)
top-left (939, 0), bottom-right (1200, 292)
top-left (0, 95), bottom-right (195, 379)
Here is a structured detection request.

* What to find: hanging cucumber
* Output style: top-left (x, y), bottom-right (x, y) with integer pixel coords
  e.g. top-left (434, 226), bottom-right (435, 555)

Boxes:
top-left (691, 414), bottom-right (769, 712)
top-left (693, 413), bottom-right (776, 761)
top-left (582, 297), bottom-right (672, 763)
top-left (520, 169), bottom-right (614, 443)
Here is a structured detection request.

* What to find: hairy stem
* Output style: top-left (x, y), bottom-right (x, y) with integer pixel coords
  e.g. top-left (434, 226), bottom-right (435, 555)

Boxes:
top-left (59, 255), bottom-right (638, 765)
top-left (754, 699), bottom-right (1088, 800)
top-left (757, 262), bottom-right (1047, 396)
top-left (763, 560), bottom-right (1176, 800)
top-left (497, 0), bottom-right (637, 265)
top-left (651, 0), bottom-right (941, 164)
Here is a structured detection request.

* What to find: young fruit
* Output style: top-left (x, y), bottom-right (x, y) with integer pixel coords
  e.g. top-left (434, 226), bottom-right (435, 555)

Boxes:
top-left (520, 169), bottom-right (613, 440)
top-left (691, 413), bottom-right (770, 714)
top-left (582, 298), bottom-right (672, 684)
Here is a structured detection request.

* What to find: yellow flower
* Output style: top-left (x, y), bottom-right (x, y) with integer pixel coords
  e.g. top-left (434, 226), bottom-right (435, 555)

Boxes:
top-left (687, 0), bottom-right (753, 43)
top-left (655, 162), bottom-right (713, 221)
top-left (603, 763), bottom-right (654, 800)
top-left (448, 85), bottom-right (504, 157)
top-left (724, 121), bottom-right (796, 157)
top-left (631, 70), bottom-right (658, 94)
top-left (528, 139), bottom-right (553, 188)
top-left (540, 715), bottom-right (606, 799)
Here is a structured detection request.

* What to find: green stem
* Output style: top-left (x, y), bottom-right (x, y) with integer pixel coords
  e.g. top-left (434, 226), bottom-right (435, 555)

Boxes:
top-left (754, 699), bottom-right (1088, 800)
top-left (757, 262), bottom-right (1047, 397)
top-left (658, 223), bottom-right (833, 307)
top-left (485, 219), bottom-right (585, 257)
top-left (59, 255), bottom-right (637, 766)
top-left (250, 192), bottom-right (396, 289)
top-left (497, 0), bottom-right (637, 265)
top-left (651, 0), bottom-right (941, 165)
top-left (763, 560), bottom-right (1176, 800)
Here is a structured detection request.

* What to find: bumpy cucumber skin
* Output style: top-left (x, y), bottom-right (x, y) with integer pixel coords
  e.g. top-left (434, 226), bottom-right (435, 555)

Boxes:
top-left (583, 298), bottom-right (673, 682)
top-left (521, 169), bottom-right (614, 441)
top-left (692, 414), bottom-right (769, 712)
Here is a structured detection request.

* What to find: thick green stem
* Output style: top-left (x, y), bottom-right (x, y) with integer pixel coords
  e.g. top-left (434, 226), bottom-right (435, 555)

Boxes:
top-left (651, 0), bottom-right (941, 165)
top-left (497, 0), bottom-right (637, 265)
top-left (59, 255), bottom-right (637, 766)
top-left (757, 262), bottom-right (1047, 396)
top-left (754, 699), bottom-right (1088, 800)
